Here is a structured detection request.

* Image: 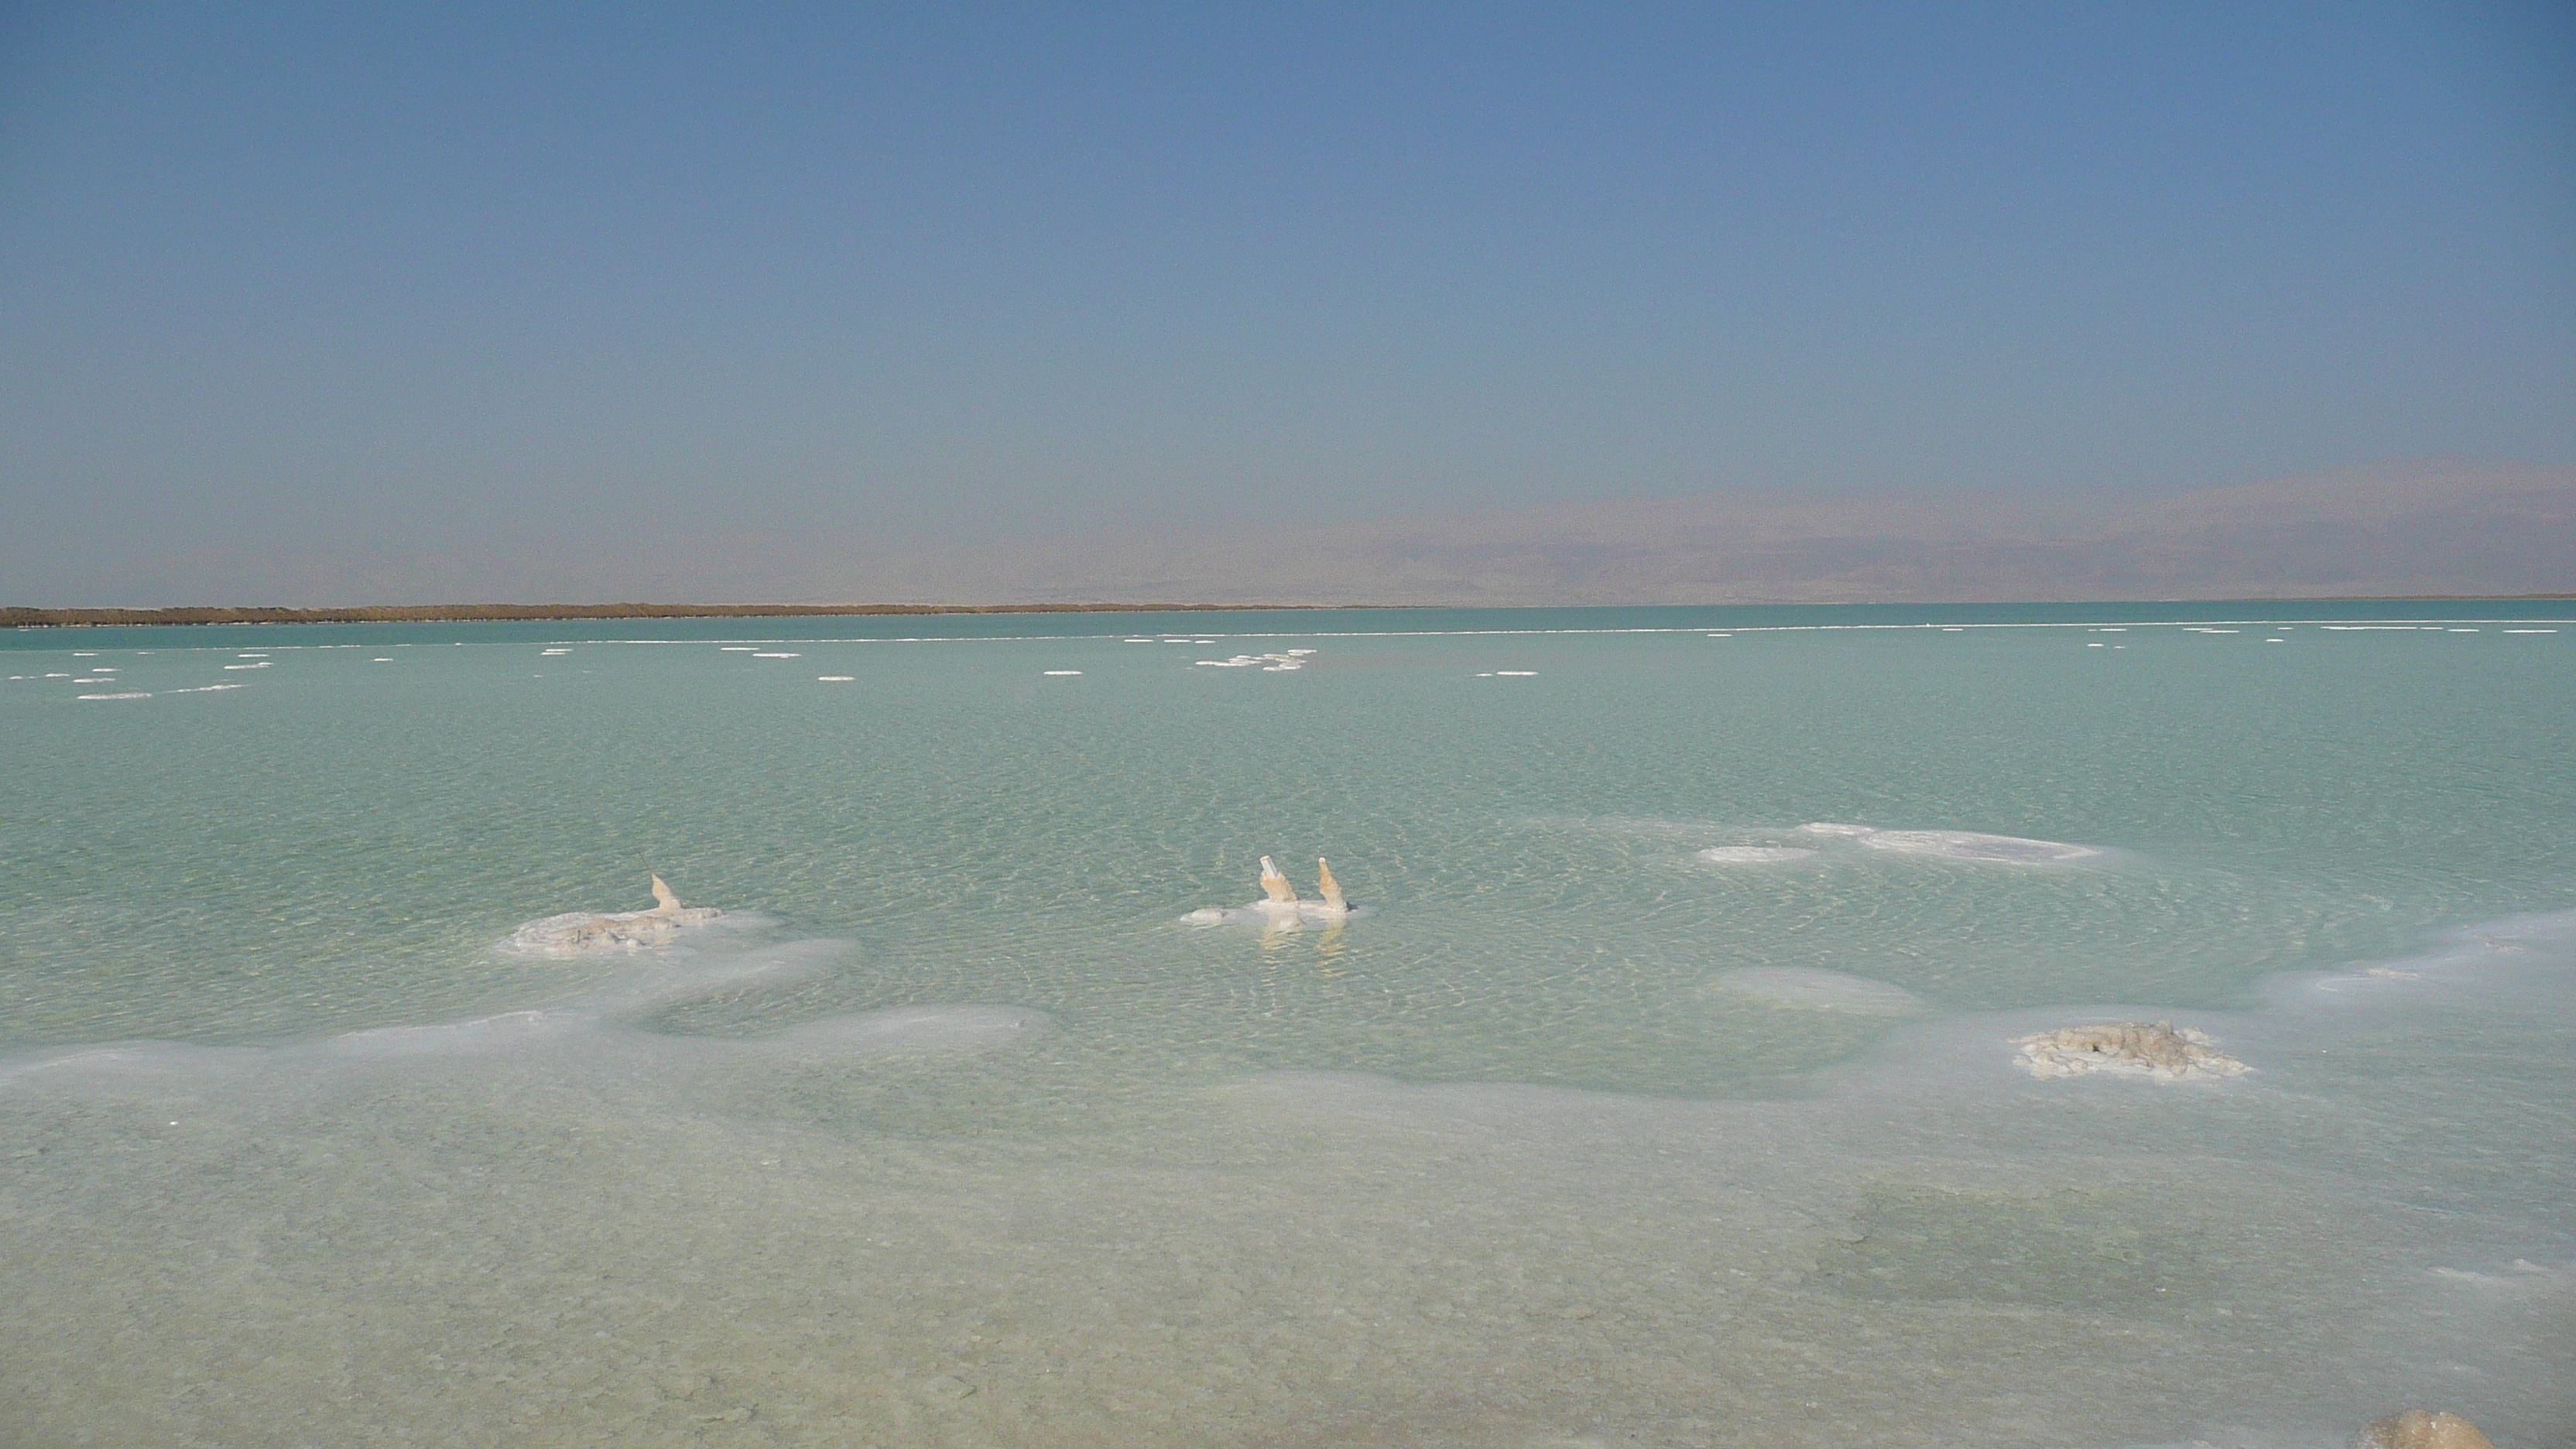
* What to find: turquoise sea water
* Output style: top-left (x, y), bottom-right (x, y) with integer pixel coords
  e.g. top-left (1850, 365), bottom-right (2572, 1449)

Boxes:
top-left (4, 605), bottom-right (2572, 1447)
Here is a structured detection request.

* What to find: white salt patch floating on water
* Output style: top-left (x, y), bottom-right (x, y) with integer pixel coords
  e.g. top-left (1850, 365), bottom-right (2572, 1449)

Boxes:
top-left (751, 652), bottom-right (800, 659)
top-left (77, 692), bottom-right (151, 701)
top-left (223, 662), bottom-right (270, 670)
top-left (1495, 670), bottom-right (1537, 676)
top-left (1696, 846), bottom-right (1817, 864)
top-left (2503, 629), bottom-right (2557, 634)
top-left (43, 673), bottom-right (68, 678)
top-left (372, 657), bottom-right (392, 662)
top-left (1043, 670), bottom-right (1082, 676)
top-left (166, 683), bottom-right (244, 694)
top-left (1709, 967), bottom-right (1922, 1015)
top-left (540, 649), bottom-right (570, 656)
top-left (720, 646), bottom-right (758, 651)
top-left (1198, 652), bottom-right (1310, 670)
top-left (70, 652), bottom-right (97, 657)
top-left (817, 675), bottom-right (855, 682)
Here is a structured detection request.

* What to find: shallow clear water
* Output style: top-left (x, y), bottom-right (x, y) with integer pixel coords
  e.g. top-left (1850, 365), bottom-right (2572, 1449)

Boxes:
top-left (3, 605), bottom-right (2572, 1447)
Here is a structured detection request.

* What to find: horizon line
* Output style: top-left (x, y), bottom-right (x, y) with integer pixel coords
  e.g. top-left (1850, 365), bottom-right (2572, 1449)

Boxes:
top-left (10, 594), bottom-right (2576, 629)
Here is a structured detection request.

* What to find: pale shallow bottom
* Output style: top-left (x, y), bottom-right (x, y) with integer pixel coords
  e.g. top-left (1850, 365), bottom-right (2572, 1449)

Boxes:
top-left (3, 917), bottom-right (2571, 1449)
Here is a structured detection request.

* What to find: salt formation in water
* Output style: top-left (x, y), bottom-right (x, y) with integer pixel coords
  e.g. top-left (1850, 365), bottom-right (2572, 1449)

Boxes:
top-left (1710, 968), bottom-right (1921, 1015)
top-left (1182, 856), bottom-right (1355, 929)
top-left (1696, 845), bottom-right (1817, 864)
top-left (2354, 1410), bottom-right (2496, 1449)
top-left (507, 875), bottom-right (723, 953)
top-left (1795, 822), bottom-right (2105, 863)
top-left (2013, 1022), bottom-right (2249, 1081)
top-left (1194, 649), bottom-right (1314, 672)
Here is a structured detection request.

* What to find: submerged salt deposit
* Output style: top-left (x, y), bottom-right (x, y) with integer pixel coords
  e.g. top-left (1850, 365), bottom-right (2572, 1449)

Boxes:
top-left (1710, 967), bottom-right (1924, 1015)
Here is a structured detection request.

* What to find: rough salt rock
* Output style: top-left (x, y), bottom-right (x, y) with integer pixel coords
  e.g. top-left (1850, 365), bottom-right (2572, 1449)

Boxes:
top-left (2353, 1411), bottom-right (2497, 1449)
top-left (1183, 855), bottom-right (1356, 930)
top-left (2012, 1022), bottom-right (2249, 1082)
top-left (508, 875), bottom-right (723, 953)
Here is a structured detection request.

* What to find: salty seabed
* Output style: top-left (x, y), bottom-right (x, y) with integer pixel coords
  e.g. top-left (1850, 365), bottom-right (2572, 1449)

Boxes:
top-left (2, 605), bottom-right (2572, 1447)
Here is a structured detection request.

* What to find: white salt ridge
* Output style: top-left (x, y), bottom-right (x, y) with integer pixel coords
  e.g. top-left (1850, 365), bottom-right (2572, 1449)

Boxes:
top-left (1043, 670), bottom-right (1082, 676)
top-left (77, 692), bottom-right (151, 701)
top-left (1856, 829), bottom-right (2105, 864)
top-left (751, 652), bottom-right (800, 659)
top-left (223, 662), bottom-right (270, 670)
top-left (1791, 822), bottom-right (2105, 864)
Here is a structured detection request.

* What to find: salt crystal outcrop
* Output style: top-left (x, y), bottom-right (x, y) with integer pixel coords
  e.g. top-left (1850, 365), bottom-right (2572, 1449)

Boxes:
top-left (1183, 856), bottom-right (1355, 930)
top-left (2012, 1022), bottom-right (2249, 1082)
top-left (507, 875), bottom-right (724, 953)
top-left (2353, 1410), bottom-right (2496, 1449)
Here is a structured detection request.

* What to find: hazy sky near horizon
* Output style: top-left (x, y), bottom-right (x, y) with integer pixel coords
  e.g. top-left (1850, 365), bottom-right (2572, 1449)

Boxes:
top-left (3, 2), bottom-right (2574, 602)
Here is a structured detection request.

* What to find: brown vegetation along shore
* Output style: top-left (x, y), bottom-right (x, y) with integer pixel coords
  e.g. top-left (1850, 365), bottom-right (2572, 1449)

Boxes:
top-left (2, 602), bottom-right (1327, 629)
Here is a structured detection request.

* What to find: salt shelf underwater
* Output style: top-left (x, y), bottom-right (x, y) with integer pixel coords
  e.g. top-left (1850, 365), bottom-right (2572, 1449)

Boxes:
top-left (3, 602), bottom-right (2573, 1449)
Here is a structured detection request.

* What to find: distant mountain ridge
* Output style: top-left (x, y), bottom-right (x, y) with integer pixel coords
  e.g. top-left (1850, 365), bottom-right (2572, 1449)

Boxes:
top-left (22, 460), bottom-right (2571, 609)
top-left (848, 459), bottom-right (2575, 605)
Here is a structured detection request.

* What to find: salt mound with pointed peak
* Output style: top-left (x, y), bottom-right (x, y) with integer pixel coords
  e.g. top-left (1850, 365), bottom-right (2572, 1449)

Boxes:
top-left (1183, 855), bottom-right (1358, 930)
top-left (2012, 1022), bottom-right (2249, 1082)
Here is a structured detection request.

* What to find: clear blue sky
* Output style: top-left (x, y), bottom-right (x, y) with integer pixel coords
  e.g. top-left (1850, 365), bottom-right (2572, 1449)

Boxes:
top-left (3, 2), bottom-right (2571, 600)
